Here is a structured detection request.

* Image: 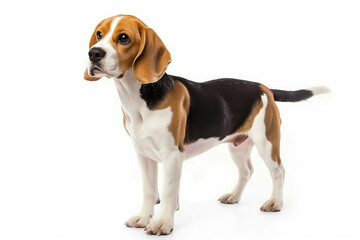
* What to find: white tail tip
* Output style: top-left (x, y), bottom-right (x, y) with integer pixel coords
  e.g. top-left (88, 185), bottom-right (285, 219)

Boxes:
top-left (307, 86), bottom-right (331, 96)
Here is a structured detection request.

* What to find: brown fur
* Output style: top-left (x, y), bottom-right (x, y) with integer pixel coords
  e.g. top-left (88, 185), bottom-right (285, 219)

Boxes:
top-left (155, 81), bottom-right (190, 152)
top-left (89, 17), bottom-right (113, 48)
top-left (132, 26), bottom-right (171, 83)
top-left (236, 99), bottom-right (264, 134)
top-left (259, 84), bottom-right (282, 165)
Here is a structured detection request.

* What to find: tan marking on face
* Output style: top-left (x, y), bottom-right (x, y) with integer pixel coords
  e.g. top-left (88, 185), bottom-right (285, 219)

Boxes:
top-left (89, 17), bottom-right (114, 48)
top-left (155, 81), bottom-right (190, 152)
top-left (259, 84), bottom-right (282, 165)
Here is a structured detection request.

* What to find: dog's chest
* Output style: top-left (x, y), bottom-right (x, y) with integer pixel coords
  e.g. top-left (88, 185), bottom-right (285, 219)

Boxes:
top-left (123, 105), bottom-right (175, 161)
top-left (114, 75), bottom-right (180, 161)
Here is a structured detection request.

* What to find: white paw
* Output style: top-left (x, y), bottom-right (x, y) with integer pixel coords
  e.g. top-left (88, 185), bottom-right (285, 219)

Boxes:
top-left (260, 199), bottom-right (283, 212)
top-left (125, 215), bottom-right (151, 228)
top-left (218, 193), bottom-right (240, 204)
top-left (145, 219), bottom-right (174, 236)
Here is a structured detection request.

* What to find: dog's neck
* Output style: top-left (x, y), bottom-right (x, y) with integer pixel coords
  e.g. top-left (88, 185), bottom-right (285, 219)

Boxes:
top-left (114, 71), bottom-right (174, 115)
top-left (113, 71), bottom-right (143, 116)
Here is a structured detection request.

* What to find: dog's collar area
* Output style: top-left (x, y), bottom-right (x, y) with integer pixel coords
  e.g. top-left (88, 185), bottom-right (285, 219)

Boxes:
top-left (140, 73), bottom-right (174, 109)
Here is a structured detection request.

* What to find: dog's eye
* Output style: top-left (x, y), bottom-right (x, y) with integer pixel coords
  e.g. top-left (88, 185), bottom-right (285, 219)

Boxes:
top-left (118, 33), bottom-right (130, 45)
top-left (96, 31), bottom-right (102, 40)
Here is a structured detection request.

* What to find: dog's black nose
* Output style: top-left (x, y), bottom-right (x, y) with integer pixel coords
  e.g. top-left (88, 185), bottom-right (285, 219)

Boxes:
top-left (88, 47), bottom-right (106, 62)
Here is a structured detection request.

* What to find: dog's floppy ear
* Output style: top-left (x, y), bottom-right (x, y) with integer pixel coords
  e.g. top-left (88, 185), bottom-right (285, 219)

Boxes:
top-left (84, 27), bottom-right (101, 81)
top-left (132, 27), bottom-right (171, 84)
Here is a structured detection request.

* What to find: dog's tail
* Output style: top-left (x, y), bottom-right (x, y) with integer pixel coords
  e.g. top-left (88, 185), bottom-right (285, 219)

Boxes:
top-left (270, 87), bottom-right (330, 102)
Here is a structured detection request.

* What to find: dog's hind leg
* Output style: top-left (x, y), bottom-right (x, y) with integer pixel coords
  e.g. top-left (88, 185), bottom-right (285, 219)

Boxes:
top-left (249, 89), bottom-right (285, 212)
top-left (218, 138), bottom-right (254, 204)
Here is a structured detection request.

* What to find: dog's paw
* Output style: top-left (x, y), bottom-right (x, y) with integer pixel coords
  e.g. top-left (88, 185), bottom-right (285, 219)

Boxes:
top-left (218, 193), bottom-right (240, 204)
top-left (125, 215), bottom-right (151, 228)
top-left (260, 199), bottom-right (282, 212)
top-left (144, 219), bottom-right (174, 236)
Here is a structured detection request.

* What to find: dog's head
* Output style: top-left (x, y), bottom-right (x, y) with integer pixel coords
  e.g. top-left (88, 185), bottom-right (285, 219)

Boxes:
top-left (84, 15), bottom-right (171, 83)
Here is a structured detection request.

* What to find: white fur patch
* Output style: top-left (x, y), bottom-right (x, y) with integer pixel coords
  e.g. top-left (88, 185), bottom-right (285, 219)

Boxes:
top-left (247, 94), bottom-right (270, 156)
top-left (184, 138), bottom-right (222, 160)
top-left (114, 71), bottom-right (179, 162)
top-left (307, 86), bottom-right (330, 96)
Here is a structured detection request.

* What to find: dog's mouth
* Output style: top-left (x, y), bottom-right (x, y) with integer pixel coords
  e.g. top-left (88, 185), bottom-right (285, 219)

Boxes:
top-left (89, 64), bottom-right (123, 79)
top-left (90, 66), bottom-right (104, 76)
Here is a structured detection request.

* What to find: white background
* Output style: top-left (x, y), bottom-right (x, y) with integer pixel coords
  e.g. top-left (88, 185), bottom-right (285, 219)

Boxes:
top-left (1, 0), bottom-right (359, 239)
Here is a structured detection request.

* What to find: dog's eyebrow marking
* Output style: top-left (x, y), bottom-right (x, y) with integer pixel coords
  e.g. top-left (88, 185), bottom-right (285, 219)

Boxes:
top-left (104, 16), bottom-right (123, 41)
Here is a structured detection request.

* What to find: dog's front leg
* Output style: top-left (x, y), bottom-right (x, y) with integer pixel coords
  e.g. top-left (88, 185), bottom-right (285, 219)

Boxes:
top-left (125, 153), bottom-right (159, 228)
top-left (145, 151), bottom-right (183, 236)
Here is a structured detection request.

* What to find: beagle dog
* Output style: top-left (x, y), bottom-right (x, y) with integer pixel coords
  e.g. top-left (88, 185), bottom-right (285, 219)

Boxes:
top-left (84, 14), bottom-right (328, 235)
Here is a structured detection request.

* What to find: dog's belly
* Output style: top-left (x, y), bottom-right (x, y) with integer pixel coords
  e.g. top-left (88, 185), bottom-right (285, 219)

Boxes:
top-left (184, 138), bottom-right (222, 160)
top-left (183, 133), bottom-right (249, 160)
